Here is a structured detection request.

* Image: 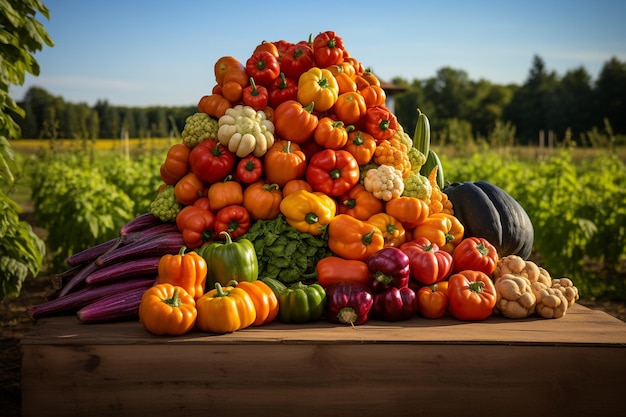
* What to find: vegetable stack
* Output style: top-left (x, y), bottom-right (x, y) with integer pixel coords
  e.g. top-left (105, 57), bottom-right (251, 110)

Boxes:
top-left (30, 30), bottom-right (581, 332)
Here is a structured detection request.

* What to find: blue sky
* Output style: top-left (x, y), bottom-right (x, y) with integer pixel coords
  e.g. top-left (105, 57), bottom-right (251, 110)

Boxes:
top-left (11, 0), bottom-right (626, 107)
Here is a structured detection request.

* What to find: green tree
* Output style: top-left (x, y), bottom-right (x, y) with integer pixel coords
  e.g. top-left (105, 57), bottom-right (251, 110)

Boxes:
top-left (0, 0), bottom-right (53, 298)
top-left (422, 67), bottom-right (472, 133)
top-left (595, 57), bottom-right (626, 134)
top-left (503, 55), bottom-right (560, 145)
top-left (556, 67), bottom-right (594, 142)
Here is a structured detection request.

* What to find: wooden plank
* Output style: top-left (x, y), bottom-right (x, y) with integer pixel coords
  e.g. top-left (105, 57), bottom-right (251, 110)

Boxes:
top-left (21, 304), bottom-right (626, 346)
top-left (20, 304), bottom-right (626, 417)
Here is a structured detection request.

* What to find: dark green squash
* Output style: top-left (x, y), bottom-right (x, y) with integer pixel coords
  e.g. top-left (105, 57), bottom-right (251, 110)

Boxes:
top-left (443, 180), bottom-right (534, 259)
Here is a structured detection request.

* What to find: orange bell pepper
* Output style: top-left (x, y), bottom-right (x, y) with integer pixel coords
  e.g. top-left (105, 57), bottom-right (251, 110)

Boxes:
top-left (411, 214), bottom-right (456, 249)
top-left (207, 175), bottom-right (244, 211)
top-left (160, 143), bottom-right (190, 185)
top-left (196, 283), bottom-right (256, 334)
top-left (327, 214), bottom-right (385, 261)
top-left (156, 246), bottom-right (207, 300)
top-left (417, 283), bottom-right (449, 319)
top-left (174, 172), bottom-right (206, 206)
top-left (263, 140), bottom-right (307, 187)
top-left (367, 212), bottom-right (407, 247)
top-left (385, 196), bottom-right (429, 229)
top-left (337, 183), bottom-right (384, 221)
top-left (242, 181), bottom-right (283, 221)
top-left (342, 130), bottom-right (377, 165)
top-left (334, 91), bottom-right (367, 125)
top-left (313, 117), bottom-right (352, 149)
top-left (138, 283), bottom-right (197, 336)
top-left (230, 280), bottom-right (279, 326)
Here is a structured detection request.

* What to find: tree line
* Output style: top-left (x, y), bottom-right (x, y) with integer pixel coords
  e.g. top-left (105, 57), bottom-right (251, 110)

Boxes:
top-left (12, 54), bottom-right (626, 147)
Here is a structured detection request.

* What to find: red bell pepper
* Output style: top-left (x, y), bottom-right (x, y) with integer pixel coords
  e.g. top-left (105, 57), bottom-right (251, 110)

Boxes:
top-left (305, 149), bottom-right (360, 196)
top-left (246, 50), bottom-right (281, 87)
top-left (312, 30), bottom-right (345, 67)
top-left (189, 139), bottom-right (236, 184)
top-left (372, 286), bottom-right (418, 321)
top-left (324, 282), bottom-right (373, 326)
top-left (214, 205), bottom-right (251, 239)
top-left (452, 237), bottom-right (499, 275)
top-left (363, 106), bottom-right (398, 142)
top-left (280, 42), bottom-right (315, 80)
top-left (400, 237), bottom-right (454, 285)
top-left (234, 155), bottom-right (263, 184)
top-left (176, 205), bottom-right (216, 249)
top-left (268, 72), bottom-right (298, 109)
top-left (242, 77), bottom-right (269, 111)
top-left (367, 247), bottom-right (410, 293)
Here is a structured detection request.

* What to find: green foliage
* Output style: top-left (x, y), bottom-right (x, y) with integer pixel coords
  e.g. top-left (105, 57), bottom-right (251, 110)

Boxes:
top-left (0, 188), bottom-right (45, 297)
top-left (0, 0), bottom-right (53, 298)
top-left (95, 154), bottom-right (163, 214)
top-left (443, 149), bottom-right (626, 300)
top-left (27, 150), bottom-right (162, 270)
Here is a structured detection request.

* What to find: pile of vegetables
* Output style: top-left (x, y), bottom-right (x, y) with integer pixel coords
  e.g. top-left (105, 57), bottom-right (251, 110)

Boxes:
top-left (29, 30), bottom-right (581, 334)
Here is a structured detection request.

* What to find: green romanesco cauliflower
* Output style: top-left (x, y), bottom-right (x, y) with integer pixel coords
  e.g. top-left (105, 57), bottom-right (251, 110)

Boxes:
top-left (149, 185), bottom-right (181, 222)
top-left (407, 147), bottom-right (426, 174)
top-left (402, 172), bottom-right (432, 199)
top-left (363, 164), bottom-right (405, 201)
top-left (181, 112), bottom-right (219, 148)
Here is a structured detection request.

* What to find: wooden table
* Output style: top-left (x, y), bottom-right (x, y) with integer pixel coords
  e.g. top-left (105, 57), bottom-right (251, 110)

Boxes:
top-left (21, 304), bottom-right (626, 417)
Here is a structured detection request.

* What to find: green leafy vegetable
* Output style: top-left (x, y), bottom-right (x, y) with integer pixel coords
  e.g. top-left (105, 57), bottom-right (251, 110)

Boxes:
top-left (240, 214), bottom-right (332, 283)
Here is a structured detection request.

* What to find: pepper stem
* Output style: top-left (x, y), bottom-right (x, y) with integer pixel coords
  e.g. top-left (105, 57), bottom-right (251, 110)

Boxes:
top-left (337, 307), bottom-right (357, 328)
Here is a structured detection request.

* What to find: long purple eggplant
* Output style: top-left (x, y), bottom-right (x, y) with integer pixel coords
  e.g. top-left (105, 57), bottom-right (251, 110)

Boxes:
top-left (119, 212), bottom-right (163, 236)
top-left (85, 257), bottom-right (161, 285)
top-left (65, 221), bottom-right (177, 267)
top-left (65, 236), bottom-right (122, 266)
top-left (29, 278), bottom-right (155, 320)
top-left (95, 231), bottom-right (184, 267)
top-left (77, 286), bottom-right (149, 323)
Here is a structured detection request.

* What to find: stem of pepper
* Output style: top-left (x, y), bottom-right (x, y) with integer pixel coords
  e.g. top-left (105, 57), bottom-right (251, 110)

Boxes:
top-left (362, 229), bottom-right (376, 245)
top-left (304, 212), bottom-right (319, 225)
top-left (164, 288), bottom-right (182, 308)
top-left (468, 281), bottom-right (485, 293)
top-left (337, 307), bottom-right (357, 328)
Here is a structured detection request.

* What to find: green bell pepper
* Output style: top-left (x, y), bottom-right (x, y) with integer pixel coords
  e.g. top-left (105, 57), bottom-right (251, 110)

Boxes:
top-left (277, 281), bottom-right (326, 323)
top-left (198, 231), bottom-right (258, 291)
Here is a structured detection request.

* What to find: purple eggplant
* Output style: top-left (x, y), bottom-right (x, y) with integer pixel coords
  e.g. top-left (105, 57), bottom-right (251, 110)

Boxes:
top-left (324, 282), bottom-right (373, 326)
top-left (367, 247), bottom-right (410, 293)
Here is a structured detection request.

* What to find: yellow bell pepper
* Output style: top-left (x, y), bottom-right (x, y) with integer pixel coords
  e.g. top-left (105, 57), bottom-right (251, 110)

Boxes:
top-left (296, 67), bottom-right (339, 112)
top-left (279, 189), bottom-right (336, 235)
top-left (196, 283), bottom-right (256, 334)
